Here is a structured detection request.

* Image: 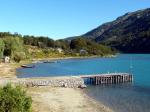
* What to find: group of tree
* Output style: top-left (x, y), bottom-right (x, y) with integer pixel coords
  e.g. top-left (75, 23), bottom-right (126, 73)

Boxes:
top-left (23, 35), bottom-right (115, 56)
top-left (70, 37), bottom-right (115, 56)
top-left (0, 33), bottom-right (27, 62)
top-left (23, 35), bottom-right (70, 50)
top-left (0, 32), bottom-right (115, 62)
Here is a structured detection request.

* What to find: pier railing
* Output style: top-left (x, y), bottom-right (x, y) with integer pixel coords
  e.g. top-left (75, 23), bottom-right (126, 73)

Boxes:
top-left (80, 73), bottom-right (133, 85)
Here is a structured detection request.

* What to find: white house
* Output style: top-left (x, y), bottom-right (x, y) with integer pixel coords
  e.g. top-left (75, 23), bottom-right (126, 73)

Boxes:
top-left (79, 49), bottom-right (88, 55)
top-left (4, 56), bottom-right (10, 63)
top-left (56, 48), bottom-right (63, 53)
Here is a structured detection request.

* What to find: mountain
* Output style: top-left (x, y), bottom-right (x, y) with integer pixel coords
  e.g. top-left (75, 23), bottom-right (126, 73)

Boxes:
top-left (83, 8), bottom-right (150, 53)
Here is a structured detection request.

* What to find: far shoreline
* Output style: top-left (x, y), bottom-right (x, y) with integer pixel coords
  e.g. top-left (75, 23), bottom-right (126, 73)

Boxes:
top-left (31, 54), bottom-right (117, 63)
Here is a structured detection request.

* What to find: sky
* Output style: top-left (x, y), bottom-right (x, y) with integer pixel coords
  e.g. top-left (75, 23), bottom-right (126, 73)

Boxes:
top-left (0, 0), bottom-right (150, 39)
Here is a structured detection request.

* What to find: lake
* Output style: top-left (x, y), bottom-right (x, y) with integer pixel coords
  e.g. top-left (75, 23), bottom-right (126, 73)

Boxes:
top-left (17, 54), bottom-right (150, 112)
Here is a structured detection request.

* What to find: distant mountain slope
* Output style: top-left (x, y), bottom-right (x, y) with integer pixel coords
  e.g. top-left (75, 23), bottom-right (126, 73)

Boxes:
top-left (83, 8), bottom-right (150, 53)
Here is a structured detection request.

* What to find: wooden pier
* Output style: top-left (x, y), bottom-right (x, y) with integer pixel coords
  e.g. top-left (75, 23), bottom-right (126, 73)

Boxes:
top-left (80, 73), bottom-right (133, 85)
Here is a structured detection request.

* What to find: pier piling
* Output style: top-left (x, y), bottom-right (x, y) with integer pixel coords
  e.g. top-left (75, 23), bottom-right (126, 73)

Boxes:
top-left (80, 73), bottom-right (133, 85)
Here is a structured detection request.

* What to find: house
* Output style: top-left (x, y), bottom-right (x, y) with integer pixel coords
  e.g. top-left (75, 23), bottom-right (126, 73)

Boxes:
top-left (56, 48), bottom-right (63, 53)
top-left (4, 56), bottom-right (10, 63)
top-left (79, 49), bottom-right (88, 55)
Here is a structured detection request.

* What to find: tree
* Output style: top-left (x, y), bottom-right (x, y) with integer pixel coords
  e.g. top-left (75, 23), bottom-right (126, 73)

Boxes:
top-left (0, 32), bottom-right (12, 38)
top-left (11, 37), bottom-right (24, 58)
top-left (69, 37), bottom-right (115, 56)
top-left (0, 84), bottom-right (32, 112)
top-left (55, 40), bottom-right (70, 50)
top-left (70, 38), bottom-right (87, 50)
top-left (3, 36), bottom-right (25, 59)
top-left (0, 39), bottom-right (5, 58)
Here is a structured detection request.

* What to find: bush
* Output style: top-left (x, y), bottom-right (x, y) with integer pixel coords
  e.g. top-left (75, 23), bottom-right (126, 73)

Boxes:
top-left (14, 54), bottom-right (21, 63)
top-left (0, 84), bottom-right (32, 112)
top-left (13, 52), bottom-right (25, 63)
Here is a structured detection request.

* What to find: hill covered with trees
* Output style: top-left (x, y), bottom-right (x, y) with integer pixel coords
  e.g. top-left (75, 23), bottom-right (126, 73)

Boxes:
top-left (82, 8), bottom-right (150, 53)
top-left (0, 32), bottom-right (115, 62)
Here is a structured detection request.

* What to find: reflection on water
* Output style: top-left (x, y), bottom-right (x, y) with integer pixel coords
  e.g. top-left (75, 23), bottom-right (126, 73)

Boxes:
top-left (84, 84), bottom-right (150, 112)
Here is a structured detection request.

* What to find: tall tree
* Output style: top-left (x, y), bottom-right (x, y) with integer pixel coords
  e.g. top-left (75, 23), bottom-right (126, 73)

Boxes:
top-left (0, 39), bottom-right (5, 58)
top-left (3, 36), bottom-right (25, 58)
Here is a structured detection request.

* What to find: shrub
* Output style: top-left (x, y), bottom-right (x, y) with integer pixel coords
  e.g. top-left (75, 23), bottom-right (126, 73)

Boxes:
top-left (13, 54), bottom-right (21, 63)
top-left (0, 84), bottom-right (32, 112)
top-left (13, 52), bottom-right (25, 63)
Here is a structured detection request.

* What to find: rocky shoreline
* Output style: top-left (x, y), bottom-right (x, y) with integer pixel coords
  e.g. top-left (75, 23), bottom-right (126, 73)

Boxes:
top-left (0, 77), bottom-right (86, 88)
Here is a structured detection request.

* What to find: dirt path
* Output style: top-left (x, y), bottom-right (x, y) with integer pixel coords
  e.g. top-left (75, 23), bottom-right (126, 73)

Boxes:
top-left (0, 63), bottom-right (17, 78)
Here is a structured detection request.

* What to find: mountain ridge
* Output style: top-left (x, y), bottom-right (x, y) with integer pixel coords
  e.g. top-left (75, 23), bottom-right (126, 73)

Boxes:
top-left (82, 8), bottom-right (150, 53)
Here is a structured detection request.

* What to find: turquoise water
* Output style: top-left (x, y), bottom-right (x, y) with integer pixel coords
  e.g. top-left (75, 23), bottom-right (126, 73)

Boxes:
top-left (17, 54), bottom-right (150, 112)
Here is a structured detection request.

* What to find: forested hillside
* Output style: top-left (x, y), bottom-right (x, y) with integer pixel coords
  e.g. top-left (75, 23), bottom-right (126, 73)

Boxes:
top-left (0, 32), bottom-right (115, 62)
top-left (83, 8), bottom-right (150, 53)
